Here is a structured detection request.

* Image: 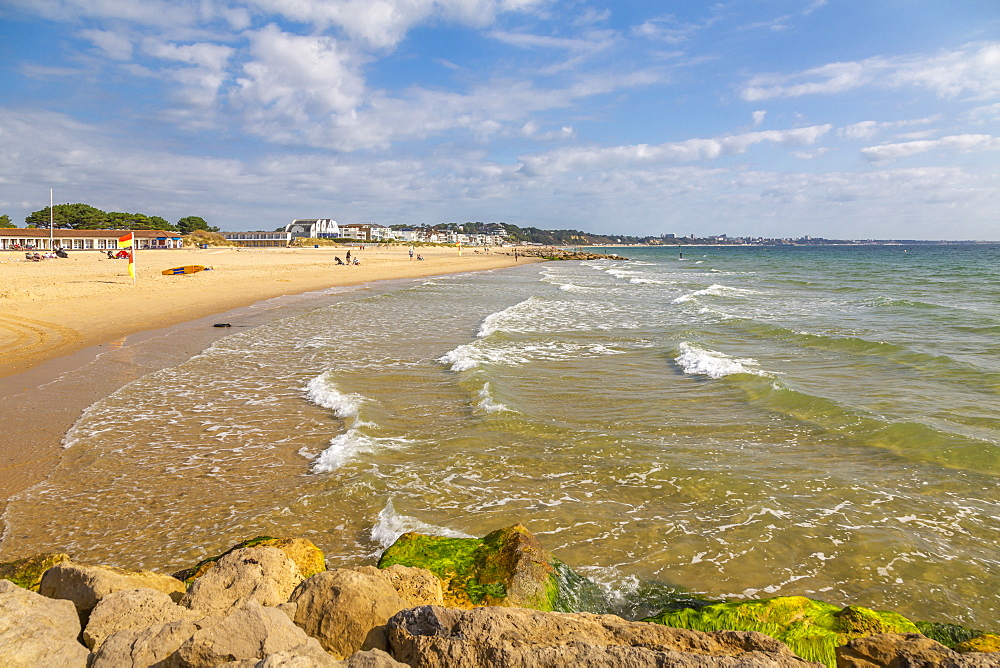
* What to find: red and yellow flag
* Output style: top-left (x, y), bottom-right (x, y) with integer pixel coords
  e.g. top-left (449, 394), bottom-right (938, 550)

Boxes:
top-left (117, 232), bottom-right (134, 249)
top-left (118, 232), bottom-right (135, 279)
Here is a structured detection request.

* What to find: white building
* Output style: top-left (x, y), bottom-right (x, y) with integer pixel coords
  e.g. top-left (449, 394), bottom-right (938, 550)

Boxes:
top-left (285, 219), bottom-right (341, 239)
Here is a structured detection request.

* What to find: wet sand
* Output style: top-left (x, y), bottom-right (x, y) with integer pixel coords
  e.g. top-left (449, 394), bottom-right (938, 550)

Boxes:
top-left (0, 245), bottom-right (530, 511)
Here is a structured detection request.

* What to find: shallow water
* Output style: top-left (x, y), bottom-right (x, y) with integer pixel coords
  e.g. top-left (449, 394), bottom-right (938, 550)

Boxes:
top-left (2, 246), bottom-right (998, 627)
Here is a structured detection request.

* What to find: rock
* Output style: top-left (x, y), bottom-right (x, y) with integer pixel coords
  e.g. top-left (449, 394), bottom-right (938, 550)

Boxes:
top-left (174, 537), bottom-right (326, 587)
top-left (386, 605), bottom-right (821, 667)
top-left (182, 546), bottom-right (304, 615)
top-left (288, 569), bottom-right (413, 659)
top-left (90, 618), bottom-right (208, 667)
top-left (175, 602), bottom-right (326, 667)
top-left (39, 560), bottom-right (186, 619)
top-left (645, 595), bottom-right (919, 666)
top-left (0, 552), bottom-right (70, 591)
top-left (344, 648), bottom-right (408, 667)
top-left (836, 632), bottom-right (1000, 667)
top-left (83, 587), bottom-right (200, 649)
top-left (353, 564), bottom-right (444, 606)
top-left (0, 579), bottom-right (89, 667)
top-left (376, 524), bottom-right (605, 612)
top-left (957, 634), bottom-right (1000, 654)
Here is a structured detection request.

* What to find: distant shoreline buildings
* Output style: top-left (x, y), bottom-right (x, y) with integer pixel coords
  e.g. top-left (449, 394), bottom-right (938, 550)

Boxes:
top-left (221, 219), bottom-right (512, 247)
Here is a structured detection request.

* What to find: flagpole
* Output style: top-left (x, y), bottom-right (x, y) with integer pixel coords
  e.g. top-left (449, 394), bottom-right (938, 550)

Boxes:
top-left (49, 189), bottom-right (53, 251)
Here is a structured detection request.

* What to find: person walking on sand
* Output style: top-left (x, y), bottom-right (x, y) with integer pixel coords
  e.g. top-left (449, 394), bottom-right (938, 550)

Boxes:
top-left (346, 250), bottom-right (351, 264)
top-left (409, 247), bottom-right (414, 260)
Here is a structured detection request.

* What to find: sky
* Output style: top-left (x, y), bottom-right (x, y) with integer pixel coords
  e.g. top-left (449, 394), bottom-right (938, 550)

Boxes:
top-left (1, 1), bottom-right (998, 240)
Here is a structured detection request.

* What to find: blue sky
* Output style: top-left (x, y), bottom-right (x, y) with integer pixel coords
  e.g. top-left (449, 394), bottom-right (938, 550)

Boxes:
top-left (1, 0), bottom-right (998, 239)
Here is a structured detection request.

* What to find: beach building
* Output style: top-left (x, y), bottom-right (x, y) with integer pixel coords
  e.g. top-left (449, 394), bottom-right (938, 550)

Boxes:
top-left (286, 219), bottom-right (341, 240)
top-left (222, 230), bottom-right (291, 247)
top-left (338, 223), bottom-right (394, 242)
top-left (0, 228), bottom-right (182, 251)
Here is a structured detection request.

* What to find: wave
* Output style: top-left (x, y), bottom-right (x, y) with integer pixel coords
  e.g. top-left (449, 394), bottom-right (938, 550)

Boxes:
top-left (672, 284), bottom-right (761, 304)
top-left (370, 500), bottom-right (473, 549)
top-left (735, 376), bottom-right (1000, 475)
top-left (477, 382), bottom-right (510, 413)
top-left (559, 283), bottom-right (598, 293)
top-left (440, 339), bottom-right (629, 372)
top-left (310, 430), bottom-right (410, 473)
top-left (477, 296), bottom-right (548, 337)
top-left (674, 342), bottom-right (771, 379)
top-left (305, 374), bottom-right (363, 418)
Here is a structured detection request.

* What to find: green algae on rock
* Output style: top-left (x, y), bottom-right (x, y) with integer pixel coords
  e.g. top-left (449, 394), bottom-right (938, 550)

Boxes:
top-left (644, 595), bottom-right (918, 667)
top-left (377, 524), bottom-right (606, 612)
top-left (915, 620), bottom-right (990, 649)
top-left (0, 553), bottom-right (70, 591)
top-left (172, 536), bottom-right (325, 587)
top-left (955, 633), bottom-right (1000, 653)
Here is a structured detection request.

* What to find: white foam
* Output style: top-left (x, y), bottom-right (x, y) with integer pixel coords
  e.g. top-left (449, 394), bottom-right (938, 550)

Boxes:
top-left (370, 499), bottom-right (473, 548)
top-left (305, 375), bottom-right (363, 418)
top-left (672, 284), bottom-right (761, 304)
top-left (477, 382), bottom-right (509, 413)
top-left (439, 344), bottom-right (480, 372)
top-left (311, 430), bottom-right (410, 473)
top-left (559, 283), bottom-right (597, 293)
top-left (477, 296), bottom-right (547, 337)
top-left (675, 342), bottom-right (770, 379)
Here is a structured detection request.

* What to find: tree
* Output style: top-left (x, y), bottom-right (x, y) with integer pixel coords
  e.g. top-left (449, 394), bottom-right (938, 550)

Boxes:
top-left (25, 203), bottom-right (109, 229)
top-left (177, 216), bottom-right (218, 234)
top-left (0, 214), bottom-right (13, 228)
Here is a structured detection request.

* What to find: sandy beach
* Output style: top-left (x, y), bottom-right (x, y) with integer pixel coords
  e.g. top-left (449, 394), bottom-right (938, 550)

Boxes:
top-left (0, 244), bottom-right (529, 506)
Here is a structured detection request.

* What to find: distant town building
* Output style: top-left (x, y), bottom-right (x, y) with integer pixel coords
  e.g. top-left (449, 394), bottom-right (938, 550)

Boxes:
top-left (0, 228), bottom-right (182, 251)
top-left (222, 230), bottom-right (290, 247)
top-left (286, 219), bottom-right (341, 239)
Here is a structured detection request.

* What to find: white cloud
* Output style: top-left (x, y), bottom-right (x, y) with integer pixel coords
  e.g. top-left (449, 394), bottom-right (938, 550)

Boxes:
top-left (751, 110), bottom-right (766, 127)
top-left (838, 116), bottom-right (940, 141)
top-left (245, 0), bottom-right (544, 49)
top-left (80, 29), bottom-right (134, 60)
top-left (232, 25), bottom-right (367, 137)
top-left (517, 125), bottom-right (832, 176)
top-left (861, 134), bottom-right (1000, 163)
top-left (740, 42), bottom-right (1000, 101)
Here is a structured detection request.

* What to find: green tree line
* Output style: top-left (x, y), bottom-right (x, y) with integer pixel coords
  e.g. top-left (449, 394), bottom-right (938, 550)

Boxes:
top-left (17, 204), bottom-right (218, 234)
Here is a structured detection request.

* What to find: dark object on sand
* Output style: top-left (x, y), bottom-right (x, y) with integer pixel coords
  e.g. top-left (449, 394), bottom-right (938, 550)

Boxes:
top-left (55, 249), bottom-right (69, 258)
top-left (213, 323), bottom-right (232, 328)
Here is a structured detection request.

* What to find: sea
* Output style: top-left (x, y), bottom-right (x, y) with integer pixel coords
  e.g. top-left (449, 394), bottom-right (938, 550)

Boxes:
top-left (1, 244), bottom-right (997, 627)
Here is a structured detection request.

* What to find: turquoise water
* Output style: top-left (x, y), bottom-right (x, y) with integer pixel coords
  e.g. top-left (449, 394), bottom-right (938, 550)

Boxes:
top-left (2, 245), bottom-right (998, 627)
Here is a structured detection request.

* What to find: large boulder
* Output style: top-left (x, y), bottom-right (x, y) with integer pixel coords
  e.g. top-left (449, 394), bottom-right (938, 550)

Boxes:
top-left (90, 618), bottom-right (209, 667)
top-left (289, 567), bottom-right (442, 659)
top-left (0, 552), bottom-right (71, 591)
top-left (83, 587), bottom-right (201, 649)
top-left (91, 601), bottom-right (324, 667)
top-left (174, 602), bottom-right (326, 667)
top-left (39, 560), bottom-right (186, 619)
top-left (174, 537), bottom-right (326, 587)
top-left (385, 604), bottom-right (821, 667)
top-left (376, 524), bottom-right (605, 612)
top-left (0, 579), bottom-right (89, 667)
top-left (836, 632), bottom-right (1000, 667)
top-left (353, 564), bottom-right (444, 606)
top-left (645, 595), bottom-right (919, 667)
top-left (181, 546), bottom-right (304, 615)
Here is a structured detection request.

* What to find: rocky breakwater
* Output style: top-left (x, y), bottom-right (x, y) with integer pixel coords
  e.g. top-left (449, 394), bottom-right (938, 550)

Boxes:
top-left (0, 526), bottom-right (996, 667)
top-left (504, 247), bottom-right (628, 261)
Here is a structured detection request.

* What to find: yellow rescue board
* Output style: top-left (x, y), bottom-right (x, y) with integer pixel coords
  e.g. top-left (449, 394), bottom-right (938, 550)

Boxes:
top-left (162, 265), bottom-right (206, 275)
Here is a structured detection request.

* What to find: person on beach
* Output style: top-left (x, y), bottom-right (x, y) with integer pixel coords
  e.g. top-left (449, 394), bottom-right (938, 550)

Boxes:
top-left (335, 256), bottom-right (344, 265)
top-left (409, 248), bottom-right (414, 260)
top-left (346, 250), bottom-right (351, 263)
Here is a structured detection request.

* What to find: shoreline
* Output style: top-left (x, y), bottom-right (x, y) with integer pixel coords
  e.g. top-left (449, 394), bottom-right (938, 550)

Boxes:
top-left (0, 246), bottom-right (535, 509)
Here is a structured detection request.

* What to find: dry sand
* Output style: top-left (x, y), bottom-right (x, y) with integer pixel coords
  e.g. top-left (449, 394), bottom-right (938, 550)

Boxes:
top-left (0, 244), bottom-right (531, 506)
top-left (0, 245), bottom-right (526, 377)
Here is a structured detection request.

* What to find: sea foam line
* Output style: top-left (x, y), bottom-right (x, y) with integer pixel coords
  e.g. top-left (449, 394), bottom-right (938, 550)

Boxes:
top-left (477, 296), bottom-right (547, 337)
top-left (672, 284), bottom-right (761, 304)
top-left (371, 500), bottom-right (473, 549)
top-left (675, 342), bottom-right (770, 379)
